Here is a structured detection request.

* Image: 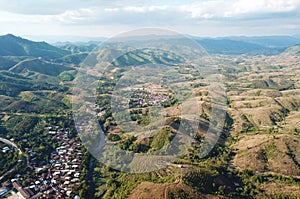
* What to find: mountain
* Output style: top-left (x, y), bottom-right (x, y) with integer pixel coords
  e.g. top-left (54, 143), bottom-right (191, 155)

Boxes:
top-left (8, 58), bottom-right (73, 76)
top-left (0, 34), bottom-right (70, 59)
top-left (189, 35), bottom-right (300, 55)
top-left (225, 35), bottom-right (300, 48)
top-left (58, 43), bottom-right (97, 53)
top-left (196, 38), bottom-right (270, 55)
top-left (52, 35), bottom-right (300, 55)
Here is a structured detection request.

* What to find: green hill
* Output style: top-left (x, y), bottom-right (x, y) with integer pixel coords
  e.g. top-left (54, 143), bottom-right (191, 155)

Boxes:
top-left (0, 56), bottom-right (18, 70)
top-left (56, 52), bottom-right (89, 65)
top-left (8, 58), bottom-right (73, 76)
top-left (0, 34), bottom-right (70, 59)
top-left (0, 71), bottom-right (34, 96)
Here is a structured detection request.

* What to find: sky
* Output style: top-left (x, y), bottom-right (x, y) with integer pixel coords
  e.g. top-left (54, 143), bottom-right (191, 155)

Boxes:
top-left (0, 0), bottom-right (300, 42)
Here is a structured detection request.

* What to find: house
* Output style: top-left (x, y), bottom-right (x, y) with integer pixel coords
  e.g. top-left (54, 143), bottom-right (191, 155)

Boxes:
top-left (2, 146), bottom-right (10, 153)
top-left (49, 131), bottom-right (57, 135)
top-left (34, 181), bottom-right (40, 185)
top-left (13, 181), bottom-right (32, 199)
top-left (66, 190), bottom-right (72, 196)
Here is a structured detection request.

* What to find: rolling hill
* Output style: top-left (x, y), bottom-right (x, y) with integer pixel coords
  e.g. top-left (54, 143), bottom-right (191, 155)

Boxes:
top-left (0, 34), bottom-right (300, 198)
top-left (8, 58), bottom-right (73, 76)
top-left (0, 34), bottom-right (70, 59)
top-left (0, 56), bottom-right (19, 70)
top-left (55, 36), bottom-right (292, 55)
top-left (284, 43), bottom-right (300, 55)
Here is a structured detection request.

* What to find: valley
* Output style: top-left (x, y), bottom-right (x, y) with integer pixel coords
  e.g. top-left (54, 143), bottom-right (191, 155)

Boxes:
top-left (0, 34), bottom-right (299, 199)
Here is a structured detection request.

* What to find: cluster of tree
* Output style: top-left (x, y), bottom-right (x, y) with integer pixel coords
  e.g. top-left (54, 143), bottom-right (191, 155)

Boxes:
top-left (96, 79), bottom-right (116, 95)
top-left (93, 163), bottom-right (176, 199)
top-left (72, 148), bottom-right (93, 199)
top-left (0, 143), bottom-right (20, 176)
top-left (130, 109), bottom-right (151, 126)
top-left (58, 71), bottom-right (75, 81)
top-left (2, 115), bottom-right (75, 164)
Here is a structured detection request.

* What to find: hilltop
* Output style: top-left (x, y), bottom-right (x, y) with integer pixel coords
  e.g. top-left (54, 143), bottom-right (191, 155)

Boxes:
top-left (0, 34), bottom-right (70, 60)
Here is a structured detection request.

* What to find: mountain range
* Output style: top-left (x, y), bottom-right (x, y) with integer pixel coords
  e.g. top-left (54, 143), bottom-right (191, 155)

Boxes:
top-left (0, 33), bottom-right (300, 198)
top-left (0, 33), bottom-right (299, 77)
top-left (0, 34), bottom-right (69, 59)
top-left (1, 34), bottom-right (300, 58)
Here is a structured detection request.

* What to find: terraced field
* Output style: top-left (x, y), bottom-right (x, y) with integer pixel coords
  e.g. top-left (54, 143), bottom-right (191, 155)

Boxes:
top-left (223, 50), bottom-right (300, 197)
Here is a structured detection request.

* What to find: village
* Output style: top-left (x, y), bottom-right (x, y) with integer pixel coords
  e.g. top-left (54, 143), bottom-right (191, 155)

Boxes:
top-left (129, 89), bottom-right (172, 108)
top-left (0, 125), bottom-right (83, 199)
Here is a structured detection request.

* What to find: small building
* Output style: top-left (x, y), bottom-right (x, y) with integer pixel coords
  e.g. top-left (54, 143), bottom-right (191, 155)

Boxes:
top-left (2, 146), bottom-right (10, 153)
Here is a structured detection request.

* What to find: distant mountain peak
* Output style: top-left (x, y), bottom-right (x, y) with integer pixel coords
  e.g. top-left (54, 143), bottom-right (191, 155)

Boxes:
top-left (4, 33), bottom-right (17, 37)
top-left (2, 33), bottom-right (24, 40)
top-left (0, 34), bottom-right (70, 59)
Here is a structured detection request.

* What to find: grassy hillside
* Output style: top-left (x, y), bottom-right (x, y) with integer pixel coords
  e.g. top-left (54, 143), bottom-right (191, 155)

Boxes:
top-left (0, 34), bottom-right (70, 59)
top-left (8, 58), bottom-right (73, 76)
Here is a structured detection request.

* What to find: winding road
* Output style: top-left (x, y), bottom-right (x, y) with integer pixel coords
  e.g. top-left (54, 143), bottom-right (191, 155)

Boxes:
top-left (0, 137), bottom-right (22, 154)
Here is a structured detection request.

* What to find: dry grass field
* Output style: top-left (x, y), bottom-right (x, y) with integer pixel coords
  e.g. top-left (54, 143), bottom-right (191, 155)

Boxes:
top-left (92, 48), bottom-right (300, 198)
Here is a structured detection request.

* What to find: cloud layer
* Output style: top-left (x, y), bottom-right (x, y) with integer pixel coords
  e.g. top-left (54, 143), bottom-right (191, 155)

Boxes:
top-left (0, 0), bottom-right (300, 40)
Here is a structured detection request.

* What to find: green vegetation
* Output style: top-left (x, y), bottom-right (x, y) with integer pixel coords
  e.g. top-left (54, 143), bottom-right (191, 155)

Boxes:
top-left (167, 188), bottom-right (195, 199)
top-left (59, 71), bottom-right (75, 81)
top-left (111, 49), bottom-right (184, 67)
top-left (150, 127), bottom-right (174, 152)
top-left (0, 34), bottom-right (300, 198)
top-left (93, 163), bottom-right (176, 199)
top-left (0, 143), bottom-right (20, 176)
top-left (0, 34), bottom-right (69, 59)
top-left (183, 169), bottom-right (215, 193)
top-left (9, 58), bottom-right (73, 76)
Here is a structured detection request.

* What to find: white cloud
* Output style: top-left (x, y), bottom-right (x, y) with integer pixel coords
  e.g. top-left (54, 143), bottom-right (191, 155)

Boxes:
top-left (55, 8), bottom-right (96, 23)
top-left (104, 5), bottom-right (169, 13)
top-left (1, 0), bottom-right (300, 38)
top-left (104, 8), bottom-right (120, 12)
top-left (0, 8), bottom-right (97, 25)
top-left (122, 5), bottom-right (169, 12)
top-left (227, 0), bottom-right (300, 17)
top-left (179, 1), bottom-right (228, 19)
top-left (178, 0), bottom-right (300, 19)
top-left (0, 11), bottom-right (47, 23)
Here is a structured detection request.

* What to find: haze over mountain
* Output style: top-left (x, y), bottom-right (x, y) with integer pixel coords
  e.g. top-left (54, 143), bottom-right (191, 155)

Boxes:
top-left (224, 35), bottom-right (300, 48)
top-left (55, 34), bottom-right (300, 55)
top-left (1, 33), bottom-right (299, 98)
top-left (191, 35), bottom-right (300, 55)
top-left (2, 34), bottom-right (300, 59)
top-left (0, 34), bottom-right (69, 60)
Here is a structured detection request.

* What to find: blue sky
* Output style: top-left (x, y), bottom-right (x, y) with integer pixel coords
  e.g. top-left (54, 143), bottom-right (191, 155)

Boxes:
top-left (0, 0), bottom-right (300, 41)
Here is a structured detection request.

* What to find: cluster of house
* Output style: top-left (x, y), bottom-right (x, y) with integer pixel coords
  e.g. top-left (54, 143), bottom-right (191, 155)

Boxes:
top-left (130, 91), bottom-right (170, 107)
top-left (1, 126), bottom-right (82, 199)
